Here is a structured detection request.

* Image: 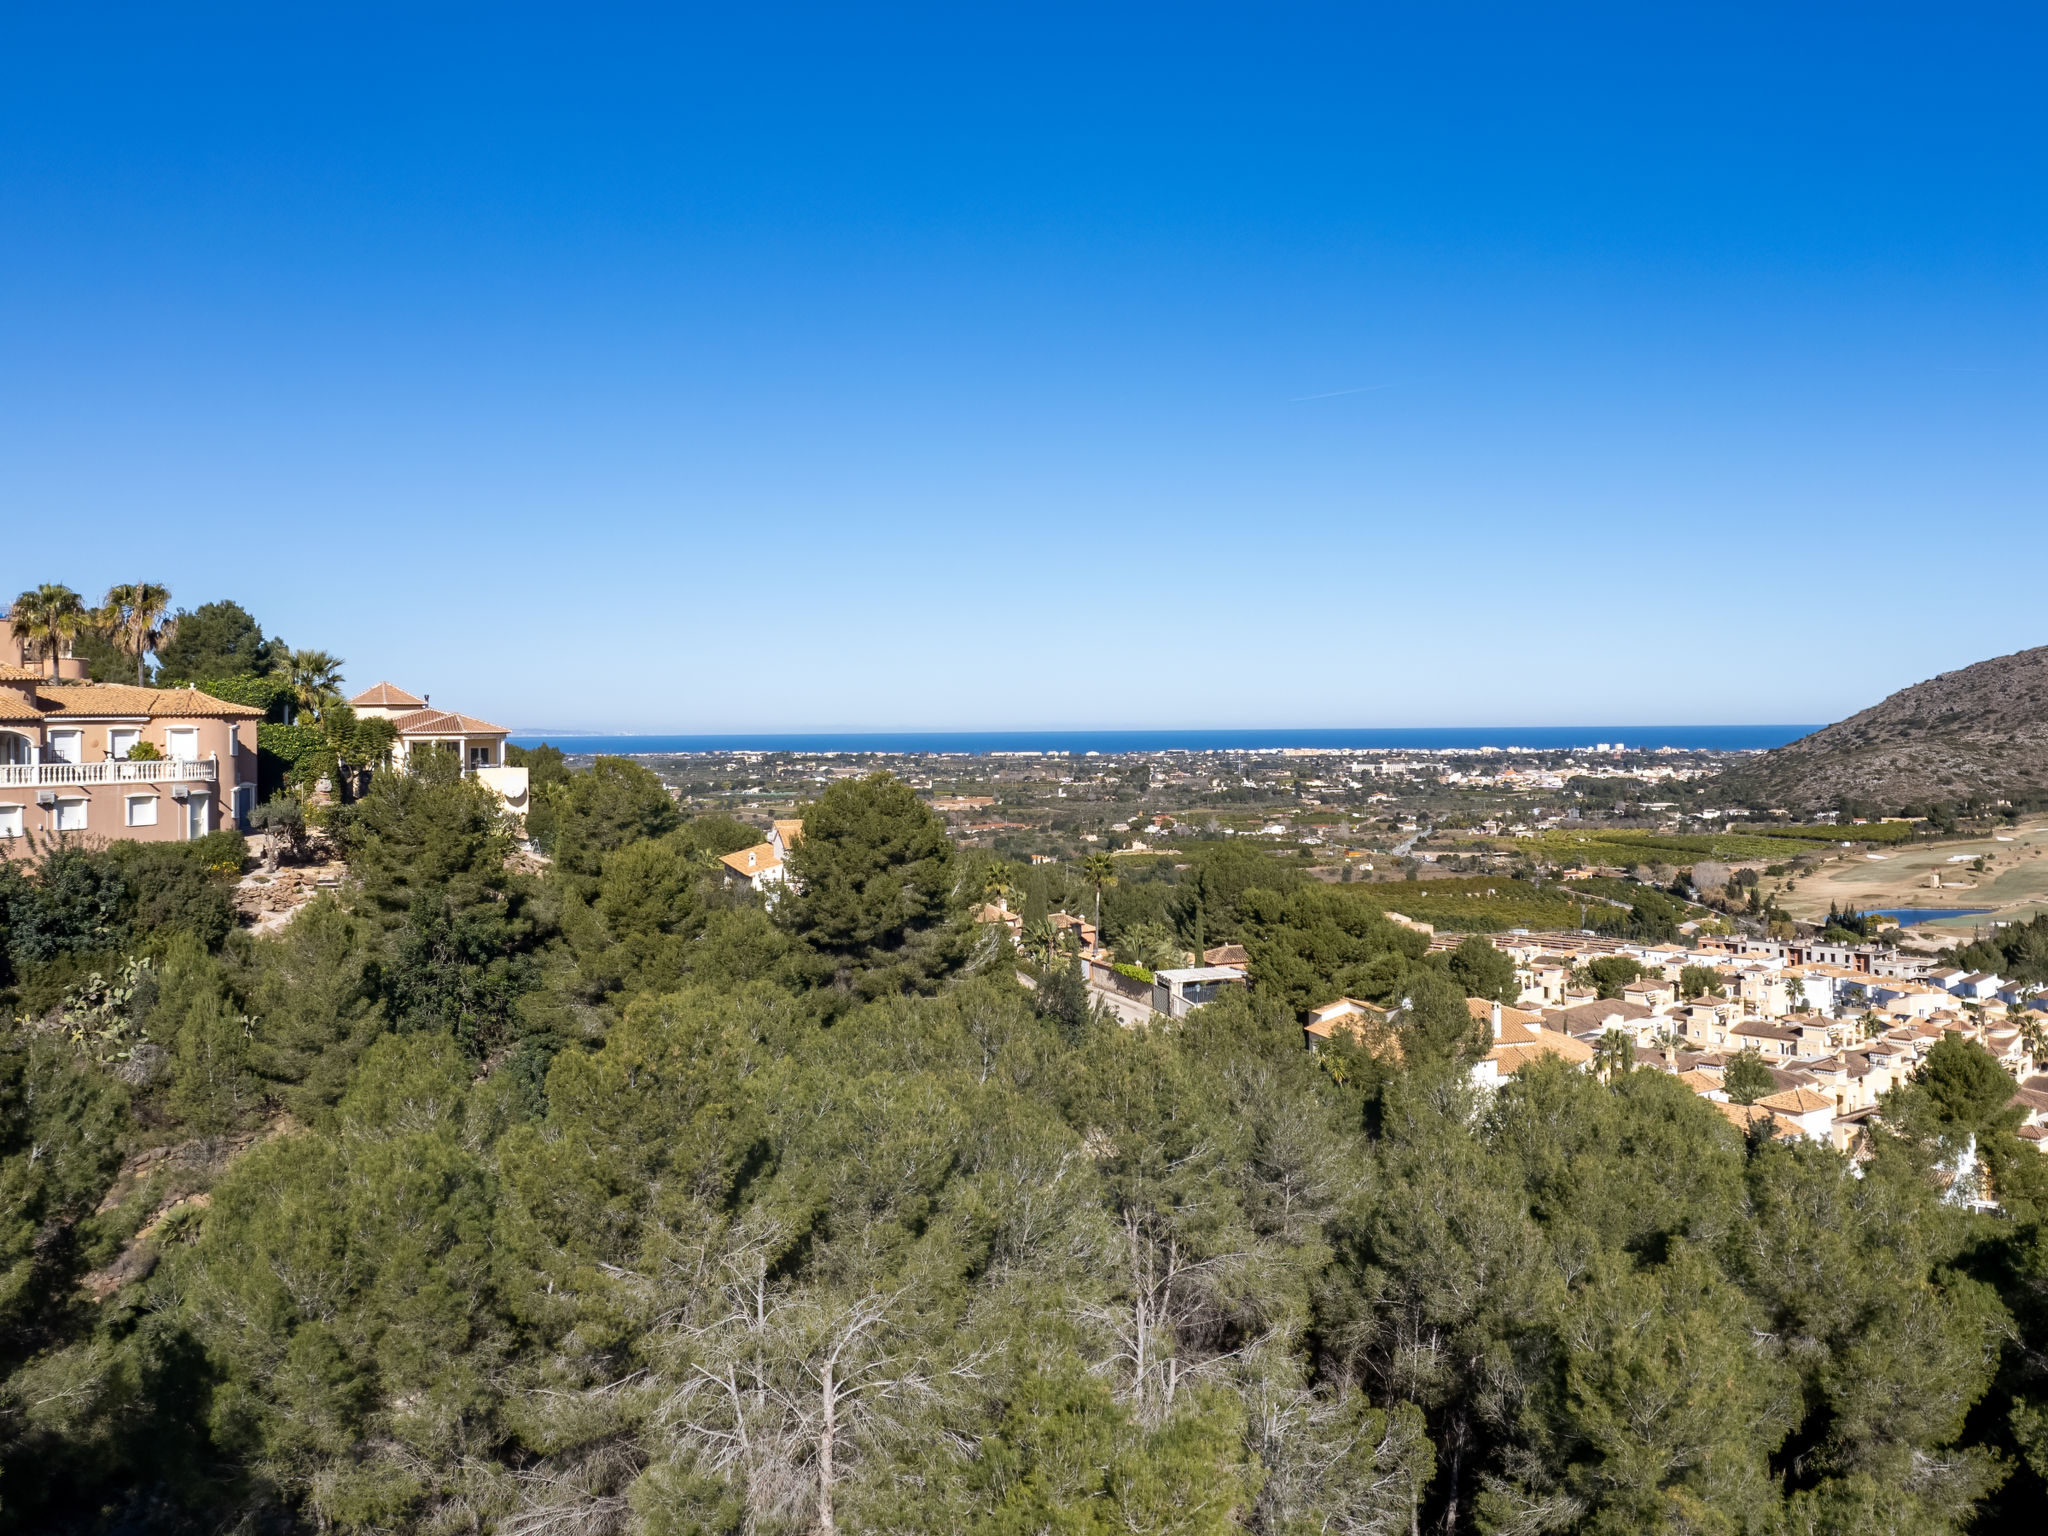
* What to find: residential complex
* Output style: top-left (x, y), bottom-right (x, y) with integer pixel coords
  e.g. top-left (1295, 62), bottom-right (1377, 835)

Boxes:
top-left (0, 658), bottom-right (538, 854)
top-left (996, 898), bottom-right (2047, 1166)
top-left (0, 666), bottom-right (259, 852)
top-left (1445, 927), bottom-right (2041, 1160)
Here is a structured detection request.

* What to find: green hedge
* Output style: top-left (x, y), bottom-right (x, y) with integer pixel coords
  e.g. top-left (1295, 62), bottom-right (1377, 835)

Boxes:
top-left (256, 721), bottom-right (323, 798)
top-left (1732, 821), bottom-right (1918, 845)
top-left (197, 674), bottom-right (295, 722)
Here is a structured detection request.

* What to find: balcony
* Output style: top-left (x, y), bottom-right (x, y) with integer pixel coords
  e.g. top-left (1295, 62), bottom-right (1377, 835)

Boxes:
top-left (0, 758), bottom-right (218, 789)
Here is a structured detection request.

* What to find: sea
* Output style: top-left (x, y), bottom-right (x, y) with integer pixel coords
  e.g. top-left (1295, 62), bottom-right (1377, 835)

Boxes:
top-left (505, 725), bottom-right (1819, 756)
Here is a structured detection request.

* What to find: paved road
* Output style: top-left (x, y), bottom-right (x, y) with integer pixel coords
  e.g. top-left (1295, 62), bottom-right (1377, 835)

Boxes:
top-left (1087, 981), bottom-right (1156, 1028)
top-left (1024, 965), bottom-right (1156, 1028)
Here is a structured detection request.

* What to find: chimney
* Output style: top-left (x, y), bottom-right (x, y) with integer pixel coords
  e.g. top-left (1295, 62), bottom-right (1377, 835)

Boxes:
top-left (1490, 1000), bottom-right (1502, 1033)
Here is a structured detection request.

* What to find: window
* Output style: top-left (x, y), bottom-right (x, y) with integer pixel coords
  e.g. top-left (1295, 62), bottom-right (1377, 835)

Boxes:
top-left (227, 726), bottom-right (238, 757)
top-left (0, 804), bottom-right (21, 839)
top-left (109, 728), bottom-right (140, 760)
top-left (166, 728), bottom-right (199, 760)
top-left (126, 794), bottom-right (158, 827)
top-left (54, 798), bottom-right (88, 831)
top-left (48, 729), bottom-right (83, 764)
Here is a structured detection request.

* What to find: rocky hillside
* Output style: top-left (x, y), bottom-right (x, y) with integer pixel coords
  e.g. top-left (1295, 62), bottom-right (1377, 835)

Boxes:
top-left (1710, 644), bottom-right (2048, 812)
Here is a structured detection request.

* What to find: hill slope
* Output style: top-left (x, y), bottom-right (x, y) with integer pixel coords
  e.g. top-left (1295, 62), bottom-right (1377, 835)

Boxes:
top-left (1711, 644), bottom-right (2048, 812)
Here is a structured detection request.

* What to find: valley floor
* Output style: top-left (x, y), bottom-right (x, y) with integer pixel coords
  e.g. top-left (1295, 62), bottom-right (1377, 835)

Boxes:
top-left (1777, 820), bottom-right (2048, 936)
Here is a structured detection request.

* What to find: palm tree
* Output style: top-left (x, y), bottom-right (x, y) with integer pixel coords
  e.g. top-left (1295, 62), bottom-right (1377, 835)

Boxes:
top-left (97, 583), bottom-right (176, 685)
top-left (1023, 916), bottom-right (1059, 967)
top-left (2015, 1008), bottom-right (2046, 1073)
top-left (1593, 1029), bottom-right (1635, 1083)
top-left (981, 860), bottom-right (1017, 910)
top-left (1082, 851), bottom-right (1118, 949)
top-left (284, 649), bottom-right (346, 724)
top-left (9, 584), bottom-right (87, 678)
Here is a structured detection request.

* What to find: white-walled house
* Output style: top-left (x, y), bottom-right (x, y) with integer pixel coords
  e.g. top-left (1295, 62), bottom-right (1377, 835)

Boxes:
top-left (351, 682), bottom-right (527, 818)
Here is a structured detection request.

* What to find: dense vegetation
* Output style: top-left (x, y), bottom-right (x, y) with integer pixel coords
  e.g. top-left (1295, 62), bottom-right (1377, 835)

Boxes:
top-left (3, 762), bottom-right (2048, 1534)
top-left (1954, 913), bottom-right (2048, 989)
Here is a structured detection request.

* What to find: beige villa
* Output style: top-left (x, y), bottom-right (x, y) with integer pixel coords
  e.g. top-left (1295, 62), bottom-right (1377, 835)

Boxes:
top-left (350, 682), bottom-right (528, 817)
top-left (718, 819), bottom-right (805, 894)
top-left (1, 666), bottom-right (261, 853)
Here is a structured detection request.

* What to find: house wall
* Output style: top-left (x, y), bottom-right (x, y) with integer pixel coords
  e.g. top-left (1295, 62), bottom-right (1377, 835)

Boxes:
top-left (0, 715), bottom-right (255, 856)
top-left (397, 733), bottom-right (507, 767)
top-left (0, 619), bottom-right (88, 679)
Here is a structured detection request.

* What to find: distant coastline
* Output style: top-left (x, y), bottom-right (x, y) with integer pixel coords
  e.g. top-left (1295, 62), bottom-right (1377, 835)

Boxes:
top-left (505, 725), bottom-right (1820, 756)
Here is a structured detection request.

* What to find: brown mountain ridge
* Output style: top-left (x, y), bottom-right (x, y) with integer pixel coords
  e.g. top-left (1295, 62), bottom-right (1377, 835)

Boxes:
top-left (1710, 644), bottom-right (2048, 813)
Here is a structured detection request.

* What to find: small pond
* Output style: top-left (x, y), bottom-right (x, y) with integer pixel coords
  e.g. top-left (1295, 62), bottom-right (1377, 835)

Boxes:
top-left (1863, 908), bottom-right (1993, 927)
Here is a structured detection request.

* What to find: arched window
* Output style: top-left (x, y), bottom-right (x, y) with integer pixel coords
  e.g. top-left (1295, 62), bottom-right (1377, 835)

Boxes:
top-left (0, 732), bottom-right (31, 766)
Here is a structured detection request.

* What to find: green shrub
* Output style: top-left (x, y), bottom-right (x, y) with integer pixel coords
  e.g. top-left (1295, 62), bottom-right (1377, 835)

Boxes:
top-left (257, 721), bottom-right (324, 797)
top-left (197, 673), bottom-right (295, 722)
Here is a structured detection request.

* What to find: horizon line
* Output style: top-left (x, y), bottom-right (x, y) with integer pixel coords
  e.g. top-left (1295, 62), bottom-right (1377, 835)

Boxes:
top-left (504, 722), bottom-right (1821, 739)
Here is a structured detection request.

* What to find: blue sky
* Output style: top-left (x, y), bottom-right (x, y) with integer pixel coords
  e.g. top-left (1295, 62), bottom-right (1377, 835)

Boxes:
top-left (3, 3), bottom-right (2043, 732)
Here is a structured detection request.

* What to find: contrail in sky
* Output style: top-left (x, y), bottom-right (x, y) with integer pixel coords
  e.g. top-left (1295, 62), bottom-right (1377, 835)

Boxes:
top-left (1289, 383), bottom-right (1394, 402)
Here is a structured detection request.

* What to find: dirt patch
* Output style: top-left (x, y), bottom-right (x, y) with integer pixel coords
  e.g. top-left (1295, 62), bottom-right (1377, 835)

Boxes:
top-left (81, 1119), bottom-right (298, 1302)
top-left (235, 858), bottom-right (349, 933)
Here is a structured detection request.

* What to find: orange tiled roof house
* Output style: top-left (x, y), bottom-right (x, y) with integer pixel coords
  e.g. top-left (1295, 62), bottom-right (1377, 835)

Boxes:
top-left (0, 665), bottom-right (261, 855)
top-left (350, 682), bottom-right (528, 817)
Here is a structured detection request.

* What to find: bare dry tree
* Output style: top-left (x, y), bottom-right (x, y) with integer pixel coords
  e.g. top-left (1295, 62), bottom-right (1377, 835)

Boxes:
top-left (641, 1217), bottom-right (983, 1533)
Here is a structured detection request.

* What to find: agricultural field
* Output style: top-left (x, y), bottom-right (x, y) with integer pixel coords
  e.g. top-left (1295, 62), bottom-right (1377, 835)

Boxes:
top-left (1437, 822), bottom-right (1917, 870)
top-left (1351, 876), bottom-right (1664, 935)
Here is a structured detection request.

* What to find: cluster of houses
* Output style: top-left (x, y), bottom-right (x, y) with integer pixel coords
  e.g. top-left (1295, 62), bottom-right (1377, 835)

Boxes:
top-left (967, 882), bottom-right (2045, 1161)
top-left (1309, 926), bottom-right (2048, 1157)
top-left (0, 618), bottom-right (528, 854)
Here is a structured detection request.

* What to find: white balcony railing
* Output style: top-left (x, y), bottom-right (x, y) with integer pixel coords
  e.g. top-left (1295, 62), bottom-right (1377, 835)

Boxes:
top-left (0, 758), bottom-right (218, 789)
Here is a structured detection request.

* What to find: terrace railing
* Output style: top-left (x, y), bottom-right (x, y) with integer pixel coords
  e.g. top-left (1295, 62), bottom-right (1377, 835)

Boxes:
top-left (0, 758), bottom-right (218, 789)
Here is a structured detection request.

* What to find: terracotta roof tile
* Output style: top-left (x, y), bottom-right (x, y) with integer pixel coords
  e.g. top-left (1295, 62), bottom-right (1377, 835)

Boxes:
top-left (1305, 998), bottom-right (1390, 1042)
top-left (1486, 1031), bottom-right (1596, 1071)
top-left (1759, 1088), bottom-right (1836, 1115)
top-left (718, 842), bottom-right (781, 878)
top-left (37, 683), bottom-right (261, 720)
top-left (1466, 998), bottom-right (1547, 1031)
top-left (390, 707), bottom-right (509, 736)
top-left (351, 681), bottom-right (426, 708)
top-left (1712, 1100), bottom-right (1803, 1140)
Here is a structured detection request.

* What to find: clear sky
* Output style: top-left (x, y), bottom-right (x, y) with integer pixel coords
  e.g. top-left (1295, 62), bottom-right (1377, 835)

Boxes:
top-left (3, 3), bottom-right (2043, 732)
